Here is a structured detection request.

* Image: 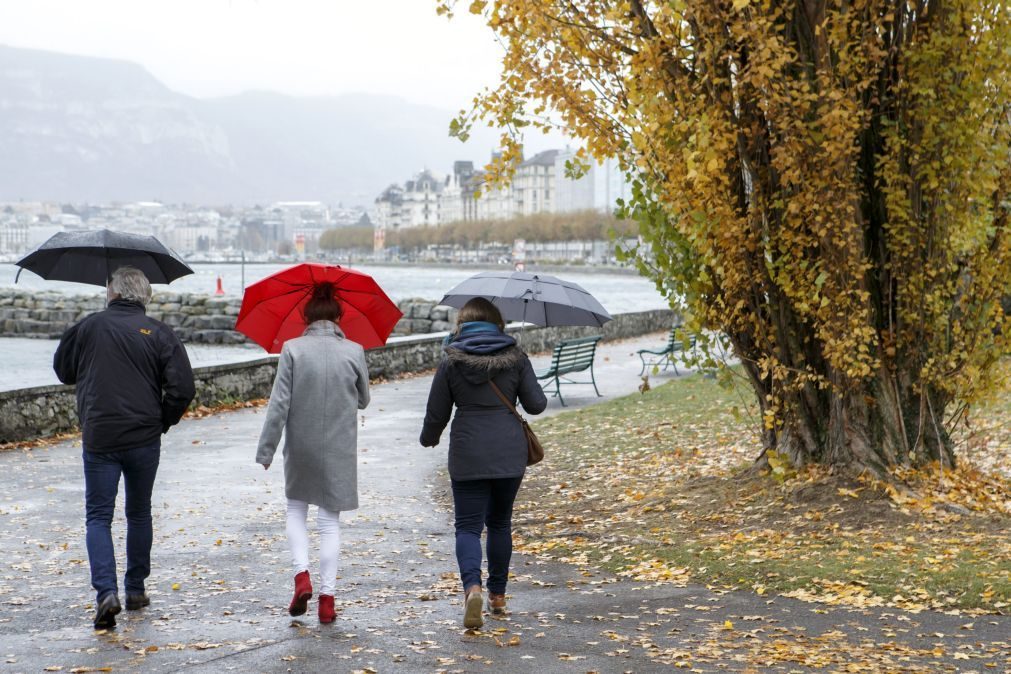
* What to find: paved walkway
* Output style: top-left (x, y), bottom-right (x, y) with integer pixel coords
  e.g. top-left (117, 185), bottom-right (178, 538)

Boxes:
top-left (1, 334), bottom-right (1008, 673)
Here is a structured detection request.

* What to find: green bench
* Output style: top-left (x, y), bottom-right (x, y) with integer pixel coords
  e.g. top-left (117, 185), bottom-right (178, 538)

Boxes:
top-left (638, 328), bottom-right (696, 376)
top-left (536, 335), bottom-right (603, 406)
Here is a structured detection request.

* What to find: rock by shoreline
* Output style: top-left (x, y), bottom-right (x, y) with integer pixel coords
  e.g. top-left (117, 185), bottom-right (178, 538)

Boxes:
top-left (0, 288), bottom-right (459, 344)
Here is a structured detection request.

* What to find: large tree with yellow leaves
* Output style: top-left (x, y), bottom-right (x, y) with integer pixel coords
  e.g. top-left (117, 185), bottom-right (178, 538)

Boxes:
top-left (445, 0), bottom-right (1011, 475)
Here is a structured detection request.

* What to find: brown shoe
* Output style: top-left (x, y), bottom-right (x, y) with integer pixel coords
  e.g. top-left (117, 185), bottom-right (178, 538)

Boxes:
top-left (463, 586), bottom-right (483, 629)
top-left (487, 592), bottom-right (507, 615)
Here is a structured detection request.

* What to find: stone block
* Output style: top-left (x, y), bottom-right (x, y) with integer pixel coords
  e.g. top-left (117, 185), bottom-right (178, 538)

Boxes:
top-left (431, 320), bottom-right (453, 333)
top-left (160, 302), bottom-right (181, 312)
top-left (50, 310), bottom-right (79, 323)
top-left (15, 319), bottom-right (49, 334)
top-left (190, 313), bottom-right (231, 329)
top-left (221, 331), bottom-right (249, 345)
top-left (205, 299), bottom-right (229, 312)
top-left (191, 330), bottom-right (225, 344)
top-left (209, 315), bottom-right (236, 330)
top-left (411, 319), bottom-right (433, 333)
top-left (430, 306), bottom-right (450, 321)
top-left (411, 302), bottom-right (436, 319)
top-left (161, 312), bottom-right (186, 327)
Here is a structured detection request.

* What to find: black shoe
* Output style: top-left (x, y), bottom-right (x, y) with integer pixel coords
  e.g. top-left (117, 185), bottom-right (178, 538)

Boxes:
top-left (93, 593), bottom-right (121, 629)
top-left (125, 592), bottom-right (150, 611)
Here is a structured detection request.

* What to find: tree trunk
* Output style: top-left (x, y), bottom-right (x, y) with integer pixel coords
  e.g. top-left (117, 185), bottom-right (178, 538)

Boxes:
top-left (762, 368), bottom-right (954, 477)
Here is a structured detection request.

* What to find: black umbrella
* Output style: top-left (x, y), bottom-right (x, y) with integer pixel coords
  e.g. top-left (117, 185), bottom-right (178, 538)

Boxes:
top-left (14, 229), bottom-right (193, 287)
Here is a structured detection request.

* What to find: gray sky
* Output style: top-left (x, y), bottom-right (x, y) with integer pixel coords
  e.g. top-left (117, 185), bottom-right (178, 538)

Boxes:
top-left (0, 0), bottom-right (504, 108)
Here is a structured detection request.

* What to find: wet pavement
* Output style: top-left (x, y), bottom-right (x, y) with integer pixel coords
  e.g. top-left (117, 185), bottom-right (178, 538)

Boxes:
top-left (1, 333), bottom-right (1008, 673)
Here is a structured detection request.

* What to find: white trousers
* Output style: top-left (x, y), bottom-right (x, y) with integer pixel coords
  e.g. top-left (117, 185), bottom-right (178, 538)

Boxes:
top-left (285, 499), bottom-right (341, 595)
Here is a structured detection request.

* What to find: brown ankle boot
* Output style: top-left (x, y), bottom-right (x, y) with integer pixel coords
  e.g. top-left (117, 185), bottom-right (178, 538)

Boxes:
top-left (487, 592), bottom-right (507, 615)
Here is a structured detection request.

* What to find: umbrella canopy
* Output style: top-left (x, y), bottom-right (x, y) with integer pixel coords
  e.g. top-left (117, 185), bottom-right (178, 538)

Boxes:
top-left (235, 263), bottom-right (402, 353)
top-left (14, 229), bottom-right (193, 287)
top-left (439, 271), bottom-right (612, 327)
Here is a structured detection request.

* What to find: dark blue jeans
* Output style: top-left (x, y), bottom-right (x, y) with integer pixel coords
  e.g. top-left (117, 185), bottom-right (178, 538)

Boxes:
top-left (82, 442), bottom-right (160, 601)
top-left (451, 476), bottom-right (523, 595)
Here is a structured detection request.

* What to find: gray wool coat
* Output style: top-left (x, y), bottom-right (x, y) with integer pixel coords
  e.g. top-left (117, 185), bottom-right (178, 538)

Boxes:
top-left (256, 321), bottom-right (370, 512)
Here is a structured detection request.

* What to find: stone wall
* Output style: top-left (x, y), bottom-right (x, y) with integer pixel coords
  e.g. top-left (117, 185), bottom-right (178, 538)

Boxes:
top-left (0, 289), bottom-right (247, 344)
top-left (0, 308), bottom-right (675, 444)
top-left (1, 290), bottom-right (470, 343)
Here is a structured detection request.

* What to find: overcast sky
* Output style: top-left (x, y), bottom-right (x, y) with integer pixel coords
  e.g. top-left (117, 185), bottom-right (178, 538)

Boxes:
top-left (0, 0), bottom-right (505, 109)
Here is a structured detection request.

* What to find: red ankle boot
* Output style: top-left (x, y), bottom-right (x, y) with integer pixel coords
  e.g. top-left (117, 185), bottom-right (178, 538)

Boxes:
top-left (289, 571), bottom-right (312, 616)
top-left (318, 594), bottom-right (336, 623)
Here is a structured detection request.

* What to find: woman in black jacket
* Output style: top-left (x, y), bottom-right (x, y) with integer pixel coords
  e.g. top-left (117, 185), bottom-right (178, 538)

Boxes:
top-left (420, 298), bottom-right (547, 629)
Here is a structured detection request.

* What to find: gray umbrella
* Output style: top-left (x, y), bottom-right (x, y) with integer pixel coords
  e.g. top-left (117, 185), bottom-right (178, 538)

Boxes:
top-left (439, 271), bottom-right (612, 327)
top-left (14, 229), bottom-right (193, 287)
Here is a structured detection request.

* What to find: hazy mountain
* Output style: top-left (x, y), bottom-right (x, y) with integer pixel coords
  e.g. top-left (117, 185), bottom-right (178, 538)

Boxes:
top-left (0, 44), bottom-right (505, 206)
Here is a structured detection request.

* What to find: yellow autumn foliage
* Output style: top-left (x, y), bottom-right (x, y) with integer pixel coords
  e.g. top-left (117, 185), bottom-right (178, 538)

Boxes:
top-left (443, 0), bottom-right (1011, 472)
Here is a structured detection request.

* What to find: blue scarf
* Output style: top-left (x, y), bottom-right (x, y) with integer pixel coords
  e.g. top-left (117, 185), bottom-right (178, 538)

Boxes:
top-left (444, 321), bottom-right (516, 354)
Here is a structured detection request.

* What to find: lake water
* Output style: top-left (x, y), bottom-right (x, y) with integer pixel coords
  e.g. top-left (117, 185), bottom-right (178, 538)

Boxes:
top-left (0, 262), bottom-right (664, 313)
top-left (0, 262), bottom-right (668, 391)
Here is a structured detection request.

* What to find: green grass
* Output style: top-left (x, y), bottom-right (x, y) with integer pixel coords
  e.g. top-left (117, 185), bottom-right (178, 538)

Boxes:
top-left (515, 374), bottom-right (1011, 614)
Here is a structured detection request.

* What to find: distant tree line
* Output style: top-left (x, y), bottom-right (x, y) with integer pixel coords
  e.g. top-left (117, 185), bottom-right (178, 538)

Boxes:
top-left (318, 211), bottom-right (635, 251)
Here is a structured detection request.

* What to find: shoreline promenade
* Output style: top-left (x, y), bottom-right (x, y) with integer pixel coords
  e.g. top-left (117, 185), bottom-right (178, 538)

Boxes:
top-left (1, 334), bottom-right (1007, 672)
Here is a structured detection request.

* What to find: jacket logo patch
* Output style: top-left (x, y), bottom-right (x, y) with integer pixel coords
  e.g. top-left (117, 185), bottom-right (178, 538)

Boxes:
top-left (139, 328), bottom-right (152, 335)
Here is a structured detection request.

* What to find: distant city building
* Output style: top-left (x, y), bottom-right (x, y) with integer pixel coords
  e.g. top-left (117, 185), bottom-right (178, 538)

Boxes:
top-left (0, 200), bottom-right (363, 259)
top-left (372, 147), bottom-right (631, 229)
top-left (515, 149), bottom-right (559, 216)
top-left (374, 169), bottom-right (458, 230)
top-left (0, 217), bottom-right (29, 254)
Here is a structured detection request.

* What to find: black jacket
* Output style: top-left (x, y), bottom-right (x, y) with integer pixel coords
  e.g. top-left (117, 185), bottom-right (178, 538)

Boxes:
top-left (420, 343), bottom-right (547, 481)
top-left (53, 299), bottom-right (196, 453)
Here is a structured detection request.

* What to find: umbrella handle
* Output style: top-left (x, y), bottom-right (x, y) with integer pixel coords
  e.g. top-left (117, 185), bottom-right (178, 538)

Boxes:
top-left (14, 267), bottom-right (21, 284)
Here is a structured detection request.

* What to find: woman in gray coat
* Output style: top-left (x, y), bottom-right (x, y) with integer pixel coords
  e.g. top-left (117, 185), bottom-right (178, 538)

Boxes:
top-left (256, 283), bottom-right (370, 624)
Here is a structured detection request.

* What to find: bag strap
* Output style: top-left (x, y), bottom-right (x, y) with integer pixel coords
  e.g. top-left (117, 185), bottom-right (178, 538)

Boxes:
top-left (488, 380), bottom-right (524, 422)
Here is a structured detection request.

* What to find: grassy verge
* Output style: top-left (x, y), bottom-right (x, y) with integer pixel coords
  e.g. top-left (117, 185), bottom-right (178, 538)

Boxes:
top-left (517, 373), bottom-right (1011, 614)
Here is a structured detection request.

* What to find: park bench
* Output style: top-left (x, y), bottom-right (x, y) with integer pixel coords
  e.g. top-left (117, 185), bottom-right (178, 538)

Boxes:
top-left (536, 335), bottom-right (603, 407)
top-left (637, 327), bottom-right (696, 376)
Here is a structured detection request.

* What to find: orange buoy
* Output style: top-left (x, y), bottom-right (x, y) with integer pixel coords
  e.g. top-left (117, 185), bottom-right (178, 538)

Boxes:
top-left (215, 276), bottom-right (225, 295)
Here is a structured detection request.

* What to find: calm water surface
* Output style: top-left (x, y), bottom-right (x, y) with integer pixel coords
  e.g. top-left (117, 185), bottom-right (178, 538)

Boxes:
top-left (0, 263), bottom-right (663, 312)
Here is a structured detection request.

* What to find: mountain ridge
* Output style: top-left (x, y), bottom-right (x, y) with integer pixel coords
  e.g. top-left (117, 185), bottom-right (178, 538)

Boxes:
top-left (0, 44), bottom-right (505, 206)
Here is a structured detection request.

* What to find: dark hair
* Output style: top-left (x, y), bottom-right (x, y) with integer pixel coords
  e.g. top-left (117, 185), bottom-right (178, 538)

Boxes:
top-left (456, 297), bottom-right (505, 331)
top-left (303, 282), bottom-right (343, 324)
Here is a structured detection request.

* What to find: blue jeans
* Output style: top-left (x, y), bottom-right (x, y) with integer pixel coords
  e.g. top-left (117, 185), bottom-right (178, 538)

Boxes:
top-left (82, 442), bottom-right (161, 601)
top-left (451, 477), bottom-right (523, 594)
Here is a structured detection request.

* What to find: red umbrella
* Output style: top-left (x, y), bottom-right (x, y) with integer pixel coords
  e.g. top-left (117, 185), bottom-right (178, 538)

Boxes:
top-left (235, 263), bottom-right (402, 353)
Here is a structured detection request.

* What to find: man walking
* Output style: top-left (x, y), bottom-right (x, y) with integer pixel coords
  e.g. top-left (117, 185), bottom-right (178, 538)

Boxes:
top-left (54, 266), bottom-right (195, 629)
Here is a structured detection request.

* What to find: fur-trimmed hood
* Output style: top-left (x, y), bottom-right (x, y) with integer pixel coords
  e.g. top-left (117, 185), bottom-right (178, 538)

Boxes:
top-left (445, 345), bottom-right (526, 383)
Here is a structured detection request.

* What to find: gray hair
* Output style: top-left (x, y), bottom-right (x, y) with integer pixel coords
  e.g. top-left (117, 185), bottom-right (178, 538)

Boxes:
top-left (108, 266), bottom-right (153, 305)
